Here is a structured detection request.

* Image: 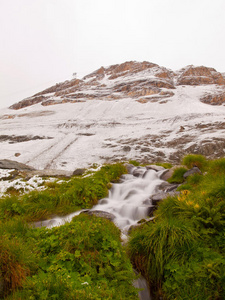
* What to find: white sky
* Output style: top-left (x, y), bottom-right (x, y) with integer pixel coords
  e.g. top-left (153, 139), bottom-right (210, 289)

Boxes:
top-left (0, 0), bottom-right (225, 109)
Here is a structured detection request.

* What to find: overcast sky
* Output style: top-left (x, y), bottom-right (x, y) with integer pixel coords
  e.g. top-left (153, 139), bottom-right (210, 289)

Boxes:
top-left (1, 0), bottom-right (225, 109)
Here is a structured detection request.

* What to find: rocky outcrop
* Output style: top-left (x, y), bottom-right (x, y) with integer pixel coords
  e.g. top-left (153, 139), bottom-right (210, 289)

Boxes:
top-left (0, 135), bottom-right (53, 143)
top-left (8, 61), bottom-right (225, 110)
top-left (177, 66), bottom-right (225, 86)
top-left (9, 95), bottom-right (47, 110)
top-left (200, 91), bottom-right (225, 105)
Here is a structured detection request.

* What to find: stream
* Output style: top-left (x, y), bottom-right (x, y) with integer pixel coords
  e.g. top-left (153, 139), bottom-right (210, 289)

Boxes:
top-left (34, 165), bottom-right (166, 300)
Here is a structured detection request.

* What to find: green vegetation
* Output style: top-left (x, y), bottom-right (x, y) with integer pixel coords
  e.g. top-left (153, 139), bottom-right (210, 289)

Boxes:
top-left (182, 154), bottom-right (208, 171)
top-left (0, 163), bottom-right (126, 222)
top-left (2, 215), bottom-right (138, 299)
top-left (0, 163), bottom-right (139, 299)
top-left (128, 160), bottom-right (140, 166)
top-left (128, 155), bottom-right (225, 299)
top-left (167, 167), bottom-right (187, 184)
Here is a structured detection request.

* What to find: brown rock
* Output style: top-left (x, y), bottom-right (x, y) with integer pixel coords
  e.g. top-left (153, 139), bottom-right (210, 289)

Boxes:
top-left (177, 66), bottom-right (225, 86)
top-left (200, 91), bottom-right (225, 105)
top-left (9, 96), bottom-right (46, 110)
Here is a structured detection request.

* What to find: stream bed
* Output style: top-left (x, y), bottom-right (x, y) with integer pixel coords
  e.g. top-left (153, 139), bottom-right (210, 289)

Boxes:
top-left (34, 165), bottom-right (167, 300)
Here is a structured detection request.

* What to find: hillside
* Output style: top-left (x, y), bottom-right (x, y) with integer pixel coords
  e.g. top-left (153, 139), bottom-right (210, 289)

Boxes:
top-left (0, 61), bottom-right (225, 171)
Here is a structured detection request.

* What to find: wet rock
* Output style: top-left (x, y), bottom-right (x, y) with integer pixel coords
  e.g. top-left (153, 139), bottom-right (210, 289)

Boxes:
top-left (133, 167), bottom-right (146, 177)
top-left (151, 191), bottom-right (180, 205)
top-left (146, 164), bottom-right (165, 171)
top-left (147, 205), bottom-right (156, 217)
top-left (157, 181), bottom-right (179, 192)
top-left (0, 159), bottom-right (35, 171)
top-left (73, 168), bottom-right (85, 176)
top-left (80, 210), bottom-right (115, 221)
top-left (125, 163), bottom-right (135, 174)
top-left (183, 166), bottom-right (202, 178)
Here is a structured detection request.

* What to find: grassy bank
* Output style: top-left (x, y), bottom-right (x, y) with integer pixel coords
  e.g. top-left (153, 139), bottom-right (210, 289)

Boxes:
top-left (1, 215), bottom-right (138, 299)
top-left (128, 155), bottom-right (225, 299)
top-left (0, 163), bottom-right (139, 299)
top-left (0, 163), bottom-right (126, 222)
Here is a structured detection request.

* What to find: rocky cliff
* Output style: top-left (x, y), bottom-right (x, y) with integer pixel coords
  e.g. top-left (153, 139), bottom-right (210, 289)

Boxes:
top-left (0, 61), bottom-right (224, 170)
top-left (9, 61), bottom-right (225, 110)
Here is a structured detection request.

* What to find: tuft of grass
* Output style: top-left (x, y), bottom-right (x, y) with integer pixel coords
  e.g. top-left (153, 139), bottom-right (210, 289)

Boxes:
top-left (208, 157), bottom-right (225, 175)
top-left (182, 154), bottom-right (208, 171)
top-left (0, 235), bottom-right (37, 298)
top-left (167, 167), bottom-right (187, 184)
top-left (129, 160), bottom-right (140, 166)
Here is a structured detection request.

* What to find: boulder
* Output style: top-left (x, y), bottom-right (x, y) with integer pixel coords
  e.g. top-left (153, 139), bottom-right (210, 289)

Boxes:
top-left (146, 164), bottom-right (165, 171)
top-left (151, 191), bottom-right (180, 205)
top-left (73, 168), bottom-right (85, 176)
top-left (0, 159), bottom-right (35, 171)
top-left (183, 166), bottom-right (202, 179)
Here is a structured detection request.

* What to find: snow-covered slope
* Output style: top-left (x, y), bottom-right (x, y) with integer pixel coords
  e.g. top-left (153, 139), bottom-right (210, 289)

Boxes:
top-left (0, 61), bottom-right (225, 171)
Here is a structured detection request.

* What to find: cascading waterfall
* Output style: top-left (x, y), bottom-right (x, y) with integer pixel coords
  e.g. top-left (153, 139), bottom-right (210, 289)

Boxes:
top-left (34, 165), bottom-right (165, 300)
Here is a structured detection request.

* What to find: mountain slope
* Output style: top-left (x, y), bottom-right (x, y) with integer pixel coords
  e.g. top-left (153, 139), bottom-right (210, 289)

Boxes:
top-left (0, 61), bottom-right (225, 171)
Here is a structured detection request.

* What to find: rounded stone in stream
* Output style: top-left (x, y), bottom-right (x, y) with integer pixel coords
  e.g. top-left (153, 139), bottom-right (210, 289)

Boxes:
top-left (98, 198), bottom-right (108, 204)
top-left (132, 167), bottom-right (146, 177)
top-left (80, 210), bottom-right (115, 221)
top-left (157, 181), bottom-right (179, 192)
top-left (146, 164), bottom-right (165, 171)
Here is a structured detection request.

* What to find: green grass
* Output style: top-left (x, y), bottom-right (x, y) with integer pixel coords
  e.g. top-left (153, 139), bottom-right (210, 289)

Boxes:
top-left (182, 154), bottom-right (208, 171)
top-left (128, 156), bottom-right (225, 300)
top-left (0, 163), bottom-right (127, 222)
top-left (3, 215), bottom-right (138, 299)
top-left (167, 167), bottom-right (187, 184)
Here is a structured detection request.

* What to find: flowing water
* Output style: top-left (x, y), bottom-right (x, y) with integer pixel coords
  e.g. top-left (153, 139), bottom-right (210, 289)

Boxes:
top-left (34, 165), bottom-right (165, 300)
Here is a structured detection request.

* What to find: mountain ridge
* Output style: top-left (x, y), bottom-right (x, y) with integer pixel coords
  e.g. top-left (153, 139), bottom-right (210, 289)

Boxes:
top-left (9, 61), bottom-right (225, 110)
top-left (0, 61), bottom-right (225, 171)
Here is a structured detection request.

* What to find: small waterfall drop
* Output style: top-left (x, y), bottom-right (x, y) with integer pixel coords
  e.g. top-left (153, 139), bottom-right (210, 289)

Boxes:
top-left (92, 166), bottom-right (163, 236)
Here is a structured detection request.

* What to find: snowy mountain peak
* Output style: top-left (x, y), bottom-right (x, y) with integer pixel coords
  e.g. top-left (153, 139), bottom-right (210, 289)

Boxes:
top-left (9, 61), bottom-right (225, 110)
top-left (1, 61), bottom-right (225, 171)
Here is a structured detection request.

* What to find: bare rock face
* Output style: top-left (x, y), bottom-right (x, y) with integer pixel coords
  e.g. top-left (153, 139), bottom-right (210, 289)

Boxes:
top-left (9, 61), bottom-right (176, 109)
top-left (7, 61), bottom-right (225, 112)
top-left (200, 91), bottom-right (225, 105)
top-left (177, 66), bottom-right (225, 86)
top-left (9, 96), bottom-right (47, 110)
